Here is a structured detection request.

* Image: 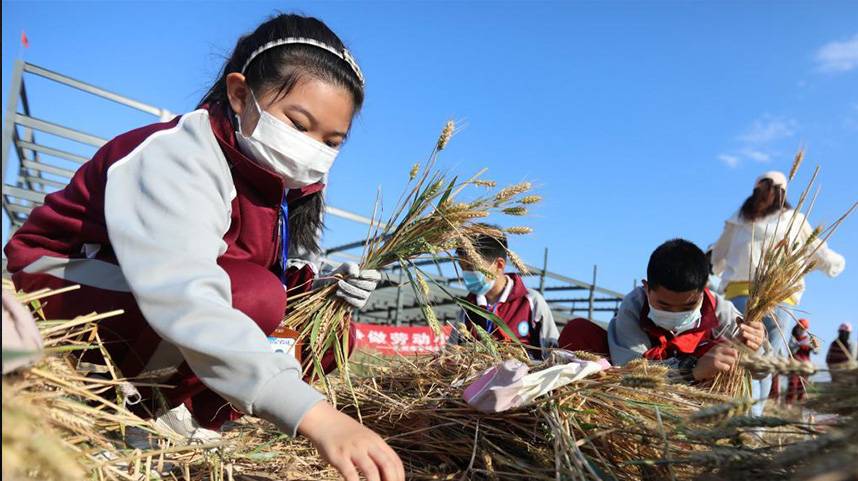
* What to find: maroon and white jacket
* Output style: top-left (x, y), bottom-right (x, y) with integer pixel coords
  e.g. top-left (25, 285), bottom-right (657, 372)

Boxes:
top-left (451, 273), bottom-right (559, 357)
top-left (4, 106), bottom-right (324, 435)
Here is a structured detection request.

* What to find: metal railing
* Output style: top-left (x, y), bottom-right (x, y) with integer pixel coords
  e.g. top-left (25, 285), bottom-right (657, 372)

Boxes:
top-left (326, 240), bottom-right (624, 325)
top-left (2, 61), bottom-right (174, 231)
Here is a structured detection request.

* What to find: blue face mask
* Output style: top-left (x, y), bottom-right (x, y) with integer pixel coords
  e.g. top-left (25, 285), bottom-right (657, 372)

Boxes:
top-left (462, 271), bottom-right (495, 296)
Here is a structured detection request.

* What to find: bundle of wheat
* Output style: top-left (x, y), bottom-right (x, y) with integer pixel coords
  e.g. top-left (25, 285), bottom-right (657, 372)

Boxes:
top-left (281, 120), bottom-right (540, 396)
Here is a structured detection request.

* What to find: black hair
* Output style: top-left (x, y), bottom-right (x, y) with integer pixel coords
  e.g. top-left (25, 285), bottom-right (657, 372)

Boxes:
top-left (200, 13), bottom-right (363, 114)
top-left (740, 178), bottom-right (792, 221)
top-left (646, 239), bottom-right (709, 292)
top-left (456, 224), bottom-right (508, 263)
top-left (704, 249), bottom-right (714, 275)
top-left (199, 13), bottom-right (365, 256)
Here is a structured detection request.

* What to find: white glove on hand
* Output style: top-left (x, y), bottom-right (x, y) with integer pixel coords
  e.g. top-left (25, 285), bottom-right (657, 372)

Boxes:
top-left (320, 262), bottom-right (381, 310)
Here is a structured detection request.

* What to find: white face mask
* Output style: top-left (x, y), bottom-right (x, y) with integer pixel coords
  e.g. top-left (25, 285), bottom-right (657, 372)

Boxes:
top-left (647, 297), bottom-right (703, 334)
top-left (235, 90), bottom-right (338, 189)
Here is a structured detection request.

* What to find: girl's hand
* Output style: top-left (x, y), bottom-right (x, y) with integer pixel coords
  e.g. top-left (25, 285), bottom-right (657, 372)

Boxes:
top-left (333, 263), bottom-right (381, 309)
top-left (298, 402), bottom-right (404, 481)
top-left (314, 262), bottom-right (381, 309)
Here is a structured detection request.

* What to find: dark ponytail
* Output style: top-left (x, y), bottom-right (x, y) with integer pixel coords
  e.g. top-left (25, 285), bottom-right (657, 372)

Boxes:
top-left (201, 13), bottom-right (365, 257)
top-left (739, 178), bottom-right (792, 221)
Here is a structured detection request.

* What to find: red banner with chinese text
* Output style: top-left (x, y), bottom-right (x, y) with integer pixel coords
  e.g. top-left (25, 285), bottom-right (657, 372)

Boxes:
top-left (352, 323), bottom-right (452, 356)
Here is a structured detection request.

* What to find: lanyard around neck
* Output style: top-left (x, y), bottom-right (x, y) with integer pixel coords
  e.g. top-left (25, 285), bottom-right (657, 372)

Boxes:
top-left (279, 196), bottom-right (289, 284)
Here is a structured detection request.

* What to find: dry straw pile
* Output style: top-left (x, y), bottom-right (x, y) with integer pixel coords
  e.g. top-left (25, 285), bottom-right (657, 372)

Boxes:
top-left (3, 276), bottom-right (856, 481)
top-left (327, 347), bottom-right (732, 480)
top-left (236, 343), bottom-right (857, 481)
top-left (1, 282), bottom-right (218, 481)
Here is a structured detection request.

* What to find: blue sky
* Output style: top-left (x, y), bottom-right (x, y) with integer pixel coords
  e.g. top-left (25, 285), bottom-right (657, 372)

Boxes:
top-left (2, 1), bottom-right (857, 361)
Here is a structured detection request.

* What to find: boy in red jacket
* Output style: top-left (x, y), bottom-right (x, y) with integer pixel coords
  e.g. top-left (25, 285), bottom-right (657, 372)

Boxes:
top-left (450, 226), bottom-right (559, 359)
top-left (608, 239), bottom-right (765, 383)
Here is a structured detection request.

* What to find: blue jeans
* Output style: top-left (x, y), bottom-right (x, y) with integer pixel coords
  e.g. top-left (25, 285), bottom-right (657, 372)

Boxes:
top-left (729, 295), bottom-right (790, 416)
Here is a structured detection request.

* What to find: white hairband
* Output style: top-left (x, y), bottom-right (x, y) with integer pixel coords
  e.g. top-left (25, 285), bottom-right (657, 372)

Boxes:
top-left (240, 36), bottom-right (365, 85)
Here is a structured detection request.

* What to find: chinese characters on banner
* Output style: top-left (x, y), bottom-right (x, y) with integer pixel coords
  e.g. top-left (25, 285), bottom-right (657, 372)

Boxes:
top-left (352, 323), bottom-right (452, 356)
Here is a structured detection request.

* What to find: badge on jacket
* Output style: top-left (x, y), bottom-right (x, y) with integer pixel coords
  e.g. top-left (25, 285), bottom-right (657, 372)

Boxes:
top-left (517, 321), bottom-right (530, 337)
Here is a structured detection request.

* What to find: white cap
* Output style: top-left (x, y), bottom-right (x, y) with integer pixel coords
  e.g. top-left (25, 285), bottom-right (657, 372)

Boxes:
top-left (756, 171), bottom-right (787, 191)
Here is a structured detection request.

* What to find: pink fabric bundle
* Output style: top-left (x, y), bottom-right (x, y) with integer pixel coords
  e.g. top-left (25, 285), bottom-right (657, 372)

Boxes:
top-left (463, 350), bottom-right (610, 413)
top-left (462, 359), bottom-right (530, 413)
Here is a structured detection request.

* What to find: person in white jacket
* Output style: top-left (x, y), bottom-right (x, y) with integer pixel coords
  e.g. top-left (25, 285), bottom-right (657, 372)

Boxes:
top-left (710, 170), bottom-right (845, 413)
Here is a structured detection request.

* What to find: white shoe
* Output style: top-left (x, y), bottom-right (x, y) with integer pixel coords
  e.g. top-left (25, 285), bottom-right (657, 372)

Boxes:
top-left (155, 404), bottom-right (222, 443)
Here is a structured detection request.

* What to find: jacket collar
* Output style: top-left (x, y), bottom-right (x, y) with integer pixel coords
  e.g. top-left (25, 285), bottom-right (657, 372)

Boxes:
top-left (205, 103), bottom-right (325, 205)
